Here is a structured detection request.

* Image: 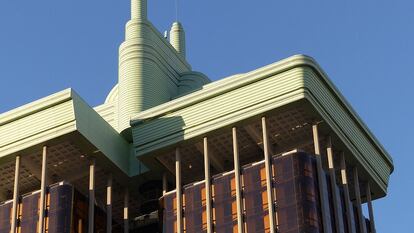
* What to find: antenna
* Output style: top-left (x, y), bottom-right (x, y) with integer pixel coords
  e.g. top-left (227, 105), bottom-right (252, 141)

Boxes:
top-left (175, 0), bottom-right (179, 22)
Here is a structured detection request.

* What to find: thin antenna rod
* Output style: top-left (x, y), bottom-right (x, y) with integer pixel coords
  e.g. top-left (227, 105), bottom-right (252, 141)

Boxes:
top-left (175, 0), bottom-right (179, 21)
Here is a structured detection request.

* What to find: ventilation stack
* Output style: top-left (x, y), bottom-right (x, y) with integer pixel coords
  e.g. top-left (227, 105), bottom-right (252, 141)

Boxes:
top-left (170, 22), bottom-right (186, 58)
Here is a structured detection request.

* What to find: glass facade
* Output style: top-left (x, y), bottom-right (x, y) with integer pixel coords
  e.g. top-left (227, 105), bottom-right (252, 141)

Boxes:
top-left (0, 202), bottom-right (11, 233)
top-left (160, 152), bottom-right (372, 233)
top-left (272, 152), bottom-right (321, 233)
top-left (20, 191), bottom-right (40, 232)
top-left (183, 182), bottom-right (207, 232)
top-left (47, 184), bottom-right (73, 233)
top-left (161, 191), bottom-right (178, 233)
top-left (212, 172), bottom-right (238, 233)
top-left (242, 162), bottom-right (270, 233)
top-left (0, 183), bottom-right (108, 233)
top-left (71, 188), bottom-right (107, 233)
top-left (0, 152), bottom-right (373, 233)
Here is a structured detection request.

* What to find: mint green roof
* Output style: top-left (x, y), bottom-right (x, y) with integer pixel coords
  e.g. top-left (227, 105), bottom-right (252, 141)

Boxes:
top-left (130, 54), bottom-right (393, 197)
top-left (0, 0), bottom-right (393, 201)
top-left (0, 89), bottom-right (143, 177)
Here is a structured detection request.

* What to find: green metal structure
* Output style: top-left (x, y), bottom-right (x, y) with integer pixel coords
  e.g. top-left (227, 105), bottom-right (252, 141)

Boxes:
top-left (0, 0), bottom-right (392, 231)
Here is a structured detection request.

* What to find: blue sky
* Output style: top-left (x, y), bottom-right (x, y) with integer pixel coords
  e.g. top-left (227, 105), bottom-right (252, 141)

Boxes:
top-left (0, 1), bottom-right (412, 232)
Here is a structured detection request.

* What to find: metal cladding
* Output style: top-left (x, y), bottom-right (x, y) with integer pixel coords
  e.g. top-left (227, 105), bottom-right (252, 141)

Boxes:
top-left (131, 0), bottom-right (147, 20)
top-left (117, 0), bottom-right (209, 133)
top-left (118, 0), bottom-right (154, 132)
top-left (130, 55), bottom-right (393, 195)
top-left (170, 22), bottom-right (186, 58)
top-left (0, 1), bottom-right (393, 232)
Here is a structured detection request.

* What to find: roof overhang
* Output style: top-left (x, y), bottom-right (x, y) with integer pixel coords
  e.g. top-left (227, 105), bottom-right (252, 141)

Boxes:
top-left (130, 54), bottom-right (393, 197)
top-left (0, 88), bottom-right (144, 177)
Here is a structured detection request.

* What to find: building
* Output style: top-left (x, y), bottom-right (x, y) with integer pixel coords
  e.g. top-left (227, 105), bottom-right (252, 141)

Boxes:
top-left (0, 0), bottom-right (393, 233)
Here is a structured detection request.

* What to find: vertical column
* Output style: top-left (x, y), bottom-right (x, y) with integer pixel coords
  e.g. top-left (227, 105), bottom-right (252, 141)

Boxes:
top-left (124, 188), bottom-right (129, 233)
top-left (131, 0), bottom-right (147, 20)
top-left (353, 168), bottom-right (367, 233)
top-left (175, 148), bottom-right (183, 233)
top-left (340, 153), bottom-right (355, 233)
top-left (78, 219), bottom-right (83, 233)
top-left (107, 174), bottom-right (113, 233)
top-left (163, 173), bottom-right (168, 195)
top-left (326, 137), bottom-right (344, 233)
top-left (261, 117), bottom-right (276, 233)
top-left (232, 127), bottom-right (244, 233)
top-left (203, 137), bottom-right (213, 233)
top-left (88, 159), bottom-right (96, 233)
top-left (366, 183), bottom-right (376, 233)
top-left (38, 146), bottom-right (48, 233)
top-left (10, 155), bottom-right (21, 233)
top-left (312, 124), bottom-right (332, 233)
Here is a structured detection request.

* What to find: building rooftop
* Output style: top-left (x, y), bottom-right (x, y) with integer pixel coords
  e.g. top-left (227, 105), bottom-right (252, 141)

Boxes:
top-left (0, 0), bottom-right (393, 224)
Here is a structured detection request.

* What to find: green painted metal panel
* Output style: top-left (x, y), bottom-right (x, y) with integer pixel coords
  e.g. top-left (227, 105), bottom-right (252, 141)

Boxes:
top-left (72, 92), bottom-right (144, 176)
top-left (0, 89), bottom-right (145, 177)
top-left (132, 67), bottom-right (306, 151)
top-left (94, 102), bottom-right (116, 129)
top-left (0, 89), bottom-right (76, 158)
top-left (302, 67), bottom-right (392, 191)
top-left (130, 55), bottom-right (393, 195)
top-left (117, 18), bottom-right (193, 132)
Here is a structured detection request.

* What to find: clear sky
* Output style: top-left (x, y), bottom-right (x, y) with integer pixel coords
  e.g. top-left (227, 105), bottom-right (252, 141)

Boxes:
top-left (0, 1), bottom-right (412, 232)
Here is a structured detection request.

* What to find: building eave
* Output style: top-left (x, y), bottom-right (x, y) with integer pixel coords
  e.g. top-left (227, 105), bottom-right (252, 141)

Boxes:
top-left (0, 89), bottom-right (143, 177)
top-left (130, 54), bottom-right (393, 196)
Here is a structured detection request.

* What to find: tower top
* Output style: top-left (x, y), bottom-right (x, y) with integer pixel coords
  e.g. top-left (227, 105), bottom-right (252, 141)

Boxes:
top-left (131, 0), bottom-right (147, 20)
top-left (170, 22), bottom-right (186, 58)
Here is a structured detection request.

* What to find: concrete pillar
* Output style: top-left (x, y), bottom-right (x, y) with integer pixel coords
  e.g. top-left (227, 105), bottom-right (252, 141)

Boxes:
top-left (38, 146), bottom-right (48, 233)
top-left (340, 153), bottom-right (356, 233)
top-left (262, 117), bottom-right (276, 233)
top-left (232, 127), bottom-right (244, 233)
top-left (312, 124), bottom-right (332, 233)
top-left (203, 137), bottom-right (213, 233)
top-left (124, 188), bottom-right (129, 233)
top-left (107, 174), bottom-right (113, 233)
top-left (163, 173), bottom-right (168, 195)
top-left (353, 168), bottom-right (367, 233)
top-left (88, 159), bottom-right (96, 233)
top-left (175, 148), bottom-right (183, 233)
top-left (326, 137), bottom-right (344, 233)
top-left (10, 155), bottom-right (21, 233)
top-left (78, 219), bottom-right (83, 233)
top-left (366, 183), bottom-right (376, 233)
